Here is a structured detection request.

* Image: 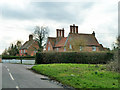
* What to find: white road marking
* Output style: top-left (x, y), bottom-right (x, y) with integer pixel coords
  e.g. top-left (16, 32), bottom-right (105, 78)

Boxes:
top-left (9, 73), bottom-right (14, 80)
top-left (7, 68), bottom-right (9, 71)
top-left (16, 86), bottom-right (20, 90)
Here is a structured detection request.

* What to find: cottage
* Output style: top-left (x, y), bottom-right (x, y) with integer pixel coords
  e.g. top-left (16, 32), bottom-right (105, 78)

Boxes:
top-left (19, 35), bottom-right (39, 56)
top-left (46, 24), bottom-right (105, 52)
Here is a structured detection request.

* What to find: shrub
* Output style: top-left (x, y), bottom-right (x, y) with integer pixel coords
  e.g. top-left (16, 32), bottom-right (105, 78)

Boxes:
top-left (106, 50), bottom-right (120, 72)
top-left (35, 51), bottom-right (113, 64)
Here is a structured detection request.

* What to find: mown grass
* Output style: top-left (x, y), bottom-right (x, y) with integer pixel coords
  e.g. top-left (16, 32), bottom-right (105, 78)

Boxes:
top-left (31, 64), bottom-right (120, 88)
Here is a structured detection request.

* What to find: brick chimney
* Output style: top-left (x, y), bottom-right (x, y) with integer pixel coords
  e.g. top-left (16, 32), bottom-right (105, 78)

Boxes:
top-left (70, 25), bottom-right (72, 33)
top-left (70, 24), bottom-right (78, 34)
top-left (62, 28), bottom-right (64, 37)
top-left (76, 26), bottom-right (78, 33)
top-left (56, 28), bottom-right (64, 37)
top-left (73, 24), bottom-right (75, 33)
top-left (92, 31), bottom-right (95, 36)
top-left (29, 34), bottom-right (33, 41)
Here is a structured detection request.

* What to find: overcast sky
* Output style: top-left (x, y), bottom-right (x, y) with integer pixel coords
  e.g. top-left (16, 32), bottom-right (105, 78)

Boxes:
top-left (0, 0), bottom-right (118, 54)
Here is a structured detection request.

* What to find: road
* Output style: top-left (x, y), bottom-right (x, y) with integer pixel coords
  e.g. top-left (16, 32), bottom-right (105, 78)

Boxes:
top-left (2, 63), bottom-right (66, 89)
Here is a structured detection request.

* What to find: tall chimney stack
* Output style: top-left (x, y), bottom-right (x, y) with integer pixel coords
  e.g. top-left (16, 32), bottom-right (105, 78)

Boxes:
top-left (76, 26), bottom-right (78, 33)
top-left (70, 24), bottom-right (78, 34)
top-left (92, 31), bottom-right (95, 36)
top-left (29, 34), bottom-right (33, 41)
top-left (56, 29), bottom-right (60, 37)
top-left (73, 24), bottom-right (75, 33)
top-left (62, 28), bottom-right (64, 37)
top-left (70, 25), bottom-right (72, 33)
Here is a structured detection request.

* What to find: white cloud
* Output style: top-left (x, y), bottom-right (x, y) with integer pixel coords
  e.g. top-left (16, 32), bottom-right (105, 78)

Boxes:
top-left (0, 0), bottom-right (118, 54)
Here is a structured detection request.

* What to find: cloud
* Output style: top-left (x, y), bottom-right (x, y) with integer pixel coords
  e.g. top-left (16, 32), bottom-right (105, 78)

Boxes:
top-left (0, 0), bottom-right (118, 54)
top-left (1, 2), bottom-right (94, 23)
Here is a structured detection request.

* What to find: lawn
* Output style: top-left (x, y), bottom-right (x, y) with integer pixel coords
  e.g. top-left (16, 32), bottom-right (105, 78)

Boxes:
top-left (31, 64), bottom-right (120, 88)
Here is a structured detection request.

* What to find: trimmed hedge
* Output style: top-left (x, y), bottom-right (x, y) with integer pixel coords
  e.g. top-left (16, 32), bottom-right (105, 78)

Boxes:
top-left (2, 56), bottom-right (35, 60)
top-left (35, 52), bottom-right (114, 64)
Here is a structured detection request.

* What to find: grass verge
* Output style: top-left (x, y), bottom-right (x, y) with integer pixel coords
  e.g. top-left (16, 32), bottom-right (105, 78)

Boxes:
top-left (31, 64), bottom-right (120, 88)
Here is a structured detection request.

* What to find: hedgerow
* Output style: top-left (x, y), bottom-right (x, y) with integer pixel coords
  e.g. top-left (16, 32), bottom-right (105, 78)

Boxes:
top-left (35, 51), bottom-right (113, 64)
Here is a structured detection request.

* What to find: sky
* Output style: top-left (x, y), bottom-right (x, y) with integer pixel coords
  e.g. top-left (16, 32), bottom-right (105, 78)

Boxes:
top-left (0, 0), bottom-right (118, 54)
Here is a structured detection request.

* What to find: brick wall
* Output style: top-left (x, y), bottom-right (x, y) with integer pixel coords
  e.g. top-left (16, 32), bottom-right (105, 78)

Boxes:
top-left (27, 41), bottom-right (39, 56)
top-left (0, 58), bottom-right (1, 63)
top-left (46, 40), bottom-right (53, 51)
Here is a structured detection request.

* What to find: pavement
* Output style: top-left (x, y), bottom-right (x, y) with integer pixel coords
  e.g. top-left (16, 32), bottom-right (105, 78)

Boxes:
top-left (1, 63), bottom-right (68, 89)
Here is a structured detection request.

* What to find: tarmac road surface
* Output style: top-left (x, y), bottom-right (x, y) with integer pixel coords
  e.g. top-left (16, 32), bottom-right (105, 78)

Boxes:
top-left (2, 63), bottom-right (67, 89)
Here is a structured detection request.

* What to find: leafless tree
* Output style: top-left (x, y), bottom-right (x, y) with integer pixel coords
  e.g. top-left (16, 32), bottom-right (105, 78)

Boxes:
top-left (33, 26), bottom-right (49, 52)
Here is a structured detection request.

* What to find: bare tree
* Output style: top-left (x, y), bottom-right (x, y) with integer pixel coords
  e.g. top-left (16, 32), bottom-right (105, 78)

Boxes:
top-left (34, 26), bottom-right (49, 52)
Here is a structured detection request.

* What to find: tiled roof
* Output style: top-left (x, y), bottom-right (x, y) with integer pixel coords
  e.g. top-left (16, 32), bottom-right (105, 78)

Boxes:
top-left (47, 33), bottom-right (101, 48)
top-left (68, 33), bottom-right (100, 46)
top-left (48, 37), bottom-right (56, 47)
top-left (55, 37), bottom-right (67, 47)
top-left (20, 40), bottom-right (35, 49)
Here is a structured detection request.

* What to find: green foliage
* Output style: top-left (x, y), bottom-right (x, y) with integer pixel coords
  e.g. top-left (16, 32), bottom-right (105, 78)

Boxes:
top-left (32, 64), bottom-right (120, 88)
top-left (2, 40), bottom-right (22, 56)
top-left (106, 36), bottom-right (120, 73)
top-left (35, 52), bottom-right (114, 64)
top-left (106, 50), bottom-right (120, 72)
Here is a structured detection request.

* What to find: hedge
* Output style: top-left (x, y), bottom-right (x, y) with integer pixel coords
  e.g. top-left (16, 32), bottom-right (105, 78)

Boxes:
top-left (35, 51), bottom-right (114, 64)
top-left (2, 56), bottom-right (35, 60)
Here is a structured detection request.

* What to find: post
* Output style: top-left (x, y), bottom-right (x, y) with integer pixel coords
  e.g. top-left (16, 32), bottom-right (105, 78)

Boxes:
top-left (20, 56), bottom-right (22, 64)
top-left (20, 59), bottom-right (22, 64)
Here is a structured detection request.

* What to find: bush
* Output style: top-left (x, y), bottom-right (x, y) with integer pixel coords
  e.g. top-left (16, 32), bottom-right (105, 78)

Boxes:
top-left (35, 51), bottom-right (114, 64)
top-left (106, 50), bottom-right (120, 72)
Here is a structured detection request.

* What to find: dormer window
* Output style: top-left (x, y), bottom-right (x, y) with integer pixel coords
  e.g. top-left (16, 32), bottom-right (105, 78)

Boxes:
top-left (92, 46), bottom-right (96, 51)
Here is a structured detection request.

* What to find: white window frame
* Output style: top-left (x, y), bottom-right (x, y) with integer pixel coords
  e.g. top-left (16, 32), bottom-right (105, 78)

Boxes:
top-left (69, 44), bottom-right (72, 49)
top-left (92, 46), bottom-right (96, 51)
top-left (49, 41), bottom-right (50, 45)
top-left (24, 50), bottom-right (25, 53)
top-left (48, 46), bottom-right (50, 51)
top-left (57, 48), bottom-right (59, 52)
top-left (64, 47), bottom-right (66, 52)
top-left (34, 51), bottom-right (37, 53)
top-left (80, 46), bottom-right (82, 51)
top-left (21, 50), bottom-right (22, 53)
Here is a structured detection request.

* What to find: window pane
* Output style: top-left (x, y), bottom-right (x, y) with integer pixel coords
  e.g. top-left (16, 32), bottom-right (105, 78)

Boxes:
top-left (69, 44), bottom-right (72, 49)
top-left (64, 47), bottom-right (66, 51)
top-left (92, 46), bottom-right (96, 51)
top-left (80, 46), bottom-right (82, 51)
top-left (48, 46), bottom-right (50, 51)
top-left (57, 48), bottom-right (59, 52)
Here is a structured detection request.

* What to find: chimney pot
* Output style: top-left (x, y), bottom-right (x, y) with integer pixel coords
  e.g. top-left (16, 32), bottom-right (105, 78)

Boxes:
top-left (29, 34), bottom-right (33, 41)
top-left (56, 29), bottom-right (59, 37)
top-left (76, 26), bottom-right (78, 34)
top-left (60, 30), bottom-right (61, 37)
top-left (62, 28), bottom-right (64, 37)
top-left (92, 31), bottom-right (95, 36)
top-left (70, 25), bottom-right (72, 33)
